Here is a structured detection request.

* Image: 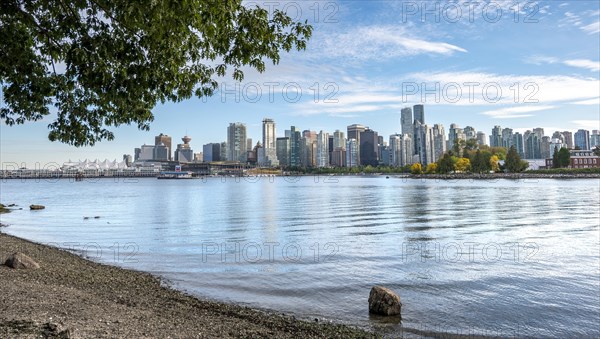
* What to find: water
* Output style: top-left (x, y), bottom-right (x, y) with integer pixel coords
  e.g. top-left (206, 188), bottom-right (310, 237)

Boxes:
top-left (1, 176), bottom-right (598, 337)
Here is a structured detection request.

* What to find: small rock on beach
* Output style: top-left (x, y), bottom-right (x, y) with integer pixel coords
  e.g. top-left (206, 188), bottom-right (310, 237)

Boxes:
top-left (5, 252), bottom-right (40, 269)
top-left (368, 286), bottom-right (401, 316)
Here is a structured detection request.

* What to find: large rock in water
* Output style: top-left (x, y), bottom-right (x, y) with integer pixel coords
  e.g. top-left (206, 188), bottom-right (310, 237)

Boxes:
top-left (5, 252), bottom-right (40, 269)
top-left (368, 286), bottom-right (401, 316)
top-left (30, 204), bottom-right (45, 210)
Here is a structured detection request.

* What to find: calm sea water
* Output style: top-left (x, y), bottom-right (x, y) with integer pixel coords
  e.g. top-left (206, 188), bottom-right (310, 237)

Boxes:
top-left (1, 176), bottom-right (598, 338)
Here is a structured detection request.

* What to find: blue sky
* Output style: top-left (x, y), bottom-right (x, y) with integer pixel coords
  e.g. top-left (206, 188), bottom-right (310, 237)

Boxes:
top-left (1, 0), bottom-right (599, 166)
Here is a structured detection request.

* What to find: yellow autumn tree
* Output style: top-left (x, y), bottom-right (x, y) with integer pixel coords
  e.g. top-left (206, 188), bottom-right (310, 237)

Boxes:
top-left (490, 155), bottom-right (500, 172)
top-left (454, 157), bottom-right (471, 172)
top-left (410, 163), bottom-right (423, 174)
top-left (425, 162), bottom-right (438, 174)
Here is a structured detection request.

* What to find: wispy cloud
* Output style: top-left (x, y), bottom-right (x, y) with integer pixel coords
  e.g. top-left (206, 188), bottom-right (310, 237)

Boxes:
top-left (571, 98), bottom-right (600, 105)
top-left (316, 25), bottom-right (467, 61)
top-left (481, 105), bottom-right (555, 119)
top-left (581, 20), bottom-right (600, 34)
top-left (572, 120), bottom-right (600, 130)
top-left (563, 59), bottom-right (600, 72)
top-left (526, 55), bottom-right (599, 72)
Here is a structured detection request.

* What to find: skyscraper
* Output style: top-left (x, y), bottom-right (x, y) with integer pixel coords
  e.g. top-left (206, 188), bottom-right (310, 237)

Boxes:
top-left (502, 128), bottom-right (514, 149)
top-left (359, 128), bottom-right (379, 166)
top-left (513, 133), bottom-right (525, 158)
top-left (490, 126), bottom-right (502, 147)
top-left (276, 137), bottom-right (290, 167)
top-left (346, 139), bottom-right (358, 167)
top-left (413, 104), bottom-right (425, 124)
top-left (591, 130), bottom-right (600, 148)
top-left (347, 124), bottom-right (367, 165)
top-left (415, 122), bottom-right (434, 165)
top-left (432, 124), bottom-right (446, 162)
top-left (155, 133), bottom-right (172, 161)
top-left (289, 126), bottom-right (301, 167)
top-left (175, 135), bottom-right (194, 162)
top-left (262, 118), bottom-right (278, 166)
top-left (476, 131), bottom-right (487, 146)
top-left (316, 131), bottom-right (329, 168)
top-left (574, 129), bottom-right (590, 150)
top-left (562, 131), bottom-right (574, 149)
top-left (227, 123), bottom-right (247, 162)
top-left (400, 107), bottom-right (413, 136)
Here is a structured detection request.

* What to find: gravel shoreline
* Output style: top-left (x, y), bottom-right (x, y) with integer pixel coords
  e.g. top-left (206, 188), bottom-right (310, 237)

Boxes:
top-left (0, 232), bottom-right (377, 338)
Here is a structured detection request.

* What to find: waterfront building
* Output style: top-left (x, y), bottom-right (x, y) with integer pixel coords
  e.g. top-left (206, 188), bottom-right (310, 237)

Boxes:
top-left (227, 123), bottom-right (248, 162)
top-left (574, 129), bottom-right (590, 150)
top-left (289, 126), bottom-right (302, 167)
top-left (545, 150), bottom-right (600, 168)
top-left (347, 124), bottom-right (367, 165)
top-left (220, 142), bottom-right (227, 161)
top-left (346, 139), bottom-right (358, 167)
top-left (432, 124), bottom-right (446, 162)
top-left (513, 133), bottom-right (525, 158)
top-left (549, 138), bottom-right (566, 156)
top-left (316, 131), bottom-right (329, 168)
top-left (203, 143), bottom-right (222, 162)
top-left (276, 137), bottom-right (290, 167)
top-left (562, 131), bottom-right (574, 149)
top-left (476, 131), bottom-right (487, 146)
top-left (413, 104), bottom-right (425, 124)
top-left (400, 107), bottom-right (413, 137)
top-left (175, 135), bottom-right (194, 163)
top-left (525, 132), bottom-right (541, 159)
top-left (591, 130), bottom-right (600, 148)
top-left (447, 123), bottom-right (465, 152)
top-left (155, 133), bottom-right (172, 160)
top-left (123, 154), bottom-right (133, 167)
top-left (154, 143), bottom-right (170, 161)
top-left (359, 128), bottom-right (379, 166)
top-left (464, 126), bottom-right (477, 141)
top-left (415, 122), bottom-right (434, 165)
top-left (261, 118), bottom-right (278, 166)
top-left (490, 125), bottom-right (502, 147)
top-left (541, 136), bottom-right (551, 159)
top-left (502, 128), bottom-right (514, 149)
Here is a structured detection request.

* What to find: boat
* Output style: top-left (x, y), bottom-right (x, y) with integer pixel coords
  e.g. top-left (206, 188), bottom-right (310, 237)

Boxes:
top-left (157, 171), bottom-right (194, 179)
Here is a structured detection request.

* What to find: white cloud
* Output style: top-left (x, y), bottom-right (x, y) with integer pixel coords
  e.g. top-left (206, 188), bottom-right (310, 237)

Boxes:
top-left (406, 71), bottom-right (600, 106)
top-left (581, 20), bottom-right (600, 34)
top-left (563, 59), bottom-right (600, 72)
top-left (316, 25), bottom-right (466, 61)
top-left (572, 120), bottom-right (600, 130)
top-left (572, 98), bottom-right (600, 105)
top-left (481, 105), bottom-right (555, 119)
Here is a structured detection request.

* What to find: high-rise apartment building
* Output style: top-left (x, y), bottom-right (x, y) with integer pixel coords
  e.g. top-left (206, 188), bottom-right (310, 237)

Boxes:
top-left (276, 137), bottom-right (290, 167)
top-left (289, 126), bottom-right (302, 167)
top-left (562, 131), bottom-right (574, 149)
top-left (155, 133), bottom-right (172, 161)
top-left (574, 129), bottom-right (590, 150)
top-left (346, 139), bottom-right (358, 167)
top-left (490, 125), bottom-right (502, 147)
top-left (316, 131), bottom-right (329, 168)
top-left (413, 104), bottom-right (425, 124)
top-left (227, 123), bottom-right (247, 162)
top-left (400, 107), bottom-right (413, 136)
top-left (359, 128), bottom-right (379, 166)
top-left (262, 118), bottom-right (278, 166)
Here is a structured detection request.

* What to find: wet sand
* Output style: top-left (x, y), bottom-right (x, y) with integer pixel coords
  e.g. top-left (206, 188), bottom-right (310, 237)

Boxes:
top-left (0, 232), bottom-right (377, 338)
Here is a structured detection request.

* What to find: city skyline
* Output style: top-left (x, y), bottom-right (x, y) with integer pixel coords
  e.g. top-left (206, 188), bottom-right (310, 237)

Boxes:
top-left (1, 1), bottom-right (599, 165)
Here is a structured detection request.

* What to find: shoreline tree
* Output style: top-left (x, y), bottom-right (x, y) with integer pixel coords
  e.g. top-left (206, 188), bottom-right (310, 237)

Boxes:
top-left (1, 1), bottom-right (312, 146)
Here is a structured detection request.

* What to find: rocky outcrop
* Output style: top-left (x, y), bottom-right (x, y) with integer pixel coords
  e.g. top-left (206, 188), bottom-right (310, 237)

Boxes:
top-left (29, 204), bottom-right (45, 210)
top-left (368, 286), bottom-right (401, 316)
top-left (5, 252), bottom-right (40, 269)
